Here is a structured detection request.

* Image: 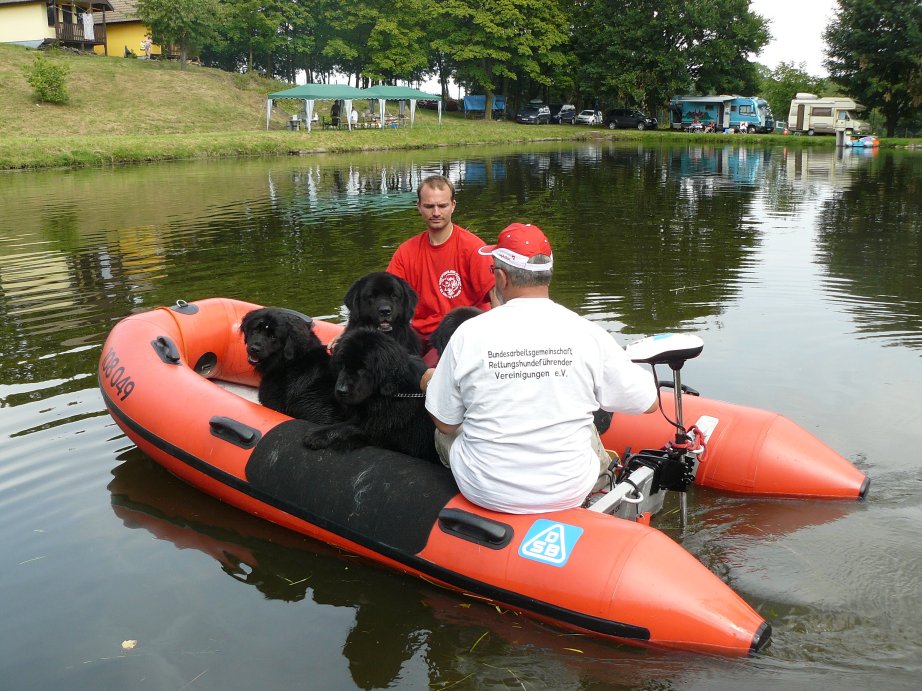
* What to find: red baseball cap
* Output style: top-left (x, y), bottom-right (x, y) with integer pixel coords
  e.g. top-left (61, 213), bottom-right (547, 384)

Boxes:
top-left (478, 223), bottom-right (553, 271)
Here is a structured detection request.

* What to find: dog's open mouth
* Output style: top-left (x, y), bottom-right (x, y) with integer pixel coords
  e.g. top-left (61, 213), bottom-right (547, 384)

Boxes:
top-left (247, 354), bottom-right (261, 366)
top-left (377, 321), bottom-right (393, 333)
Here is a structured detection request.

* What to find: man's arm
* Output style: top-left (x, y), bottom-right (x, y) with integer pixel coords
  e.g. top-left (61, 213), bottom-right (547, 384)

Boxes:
top-left (419, 367), bottom-right (435, 391)
top-left (386, 241), bottom-right (407, 278)
top-left (430, 414), bottom-right (461, 435)
top-left (424, 348), bottom-right (464, 435)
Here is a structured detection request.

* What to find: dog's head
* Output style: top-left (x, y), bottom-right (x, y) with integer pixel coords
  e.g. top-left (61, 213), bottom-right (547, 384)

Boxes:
top-left (343, 272), bottom-right (418, 334)
top-left (430, 306), bottom-right (483, 356)
top-left (331, 327), bottom-right (412, 405)
top-left (240, 308), bottom-right (320, 370)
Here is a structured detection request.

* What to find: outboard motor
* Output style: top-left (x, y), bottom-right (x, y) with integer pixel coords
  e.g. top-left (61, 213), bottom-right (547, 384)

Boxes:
top-left (588, 334), bottom-right (705, 526)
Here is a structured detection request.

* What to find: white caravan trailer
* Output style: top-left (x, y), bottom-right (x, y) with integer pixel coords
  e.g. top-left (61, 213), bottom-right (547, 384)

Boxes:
top-left (787, 93), bottom-right (870, 135)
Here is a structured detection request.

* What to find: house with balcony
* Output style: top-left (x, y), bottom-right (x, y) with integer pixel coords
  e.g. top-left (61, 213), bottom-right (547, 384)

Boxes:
top-left (0, 0), bottom-right (113, 54)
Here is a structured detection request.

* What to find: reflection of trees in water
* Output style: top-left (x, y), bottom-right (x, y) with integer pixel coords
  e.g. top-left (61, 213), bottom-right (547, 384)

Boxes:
top-left (460, 145), bottom-right (763, 333)
top-left (815, 154), bottom-right (922, 349)
top-left (0, 145), bottom-right (768, 381)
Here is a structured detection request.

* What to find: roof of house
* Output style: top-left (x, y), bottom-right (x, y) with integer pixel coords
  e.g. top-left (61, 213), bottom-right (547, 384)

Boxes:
top-left (93, 0), bottom-right (139, 24)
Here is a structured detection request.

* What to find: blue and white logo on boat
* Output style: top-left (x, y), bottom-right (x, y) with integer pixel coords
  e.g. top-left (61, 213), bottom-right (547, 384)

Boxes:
top-left (518, 520), bottom-right (583, 567)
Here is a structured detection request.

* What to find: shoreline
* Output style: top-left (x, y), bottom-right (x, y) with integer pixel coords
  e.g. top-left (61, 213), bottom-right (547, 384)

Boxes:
top-left (3, 44), bottom-right (919, 172)
top-left (5, 127), bottom-right (914, 172)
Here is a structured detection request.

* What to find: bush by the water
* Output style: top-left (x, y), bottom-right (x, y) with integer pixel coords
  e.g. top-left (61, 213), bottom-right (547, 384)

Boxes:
top-left (24, 53), bottom-right (71, 104)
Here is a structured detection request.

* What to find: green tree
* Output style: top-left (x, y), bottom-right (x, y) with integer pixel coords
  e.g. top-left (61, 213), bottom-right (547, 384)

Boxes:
top-left (759, 61), bottom-right (826, 130)
top-left (363, 0), bottom-right (429, 83)
top-left (573, 0), bottom-right (769, 114)
top-left (137, 0), bottom-right (220, 69)
top-left (222, 0), bottom-right (285, 75)
top-left (431, 0), bottom-right (570, 115)
top-left (823, 0), bottom-right (922, 137)
top-left (689, 0), bottom-right (769, 95)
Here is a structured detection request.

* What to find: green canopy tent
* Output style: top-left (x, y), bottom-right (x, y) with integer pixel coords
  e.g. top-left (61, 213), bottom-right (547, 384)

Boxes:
top-left (266, 83), bottom-right (366, 132)
top-left (361, 85), bottom-right (442, 128)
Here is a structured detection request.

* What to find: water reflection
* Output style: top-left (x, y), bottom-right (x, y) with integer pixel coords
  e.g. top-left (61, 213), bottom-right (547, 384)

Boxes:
top-left (3, 144), bottom-right (914, 389)
top-left (815, 154), bottom-right (922, 349)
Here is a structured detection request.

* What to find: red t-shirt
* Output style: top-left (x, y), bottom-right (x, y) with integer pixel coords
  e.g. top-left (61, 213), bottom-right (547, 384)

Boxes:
top-left (387, 224), bottom-right (494, 335)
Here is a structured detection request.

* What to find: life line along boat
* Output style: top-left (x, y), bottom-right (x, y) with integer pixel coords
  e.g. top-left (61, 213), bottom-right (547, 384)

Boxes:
top-left (97, 298), bottom-right (860, 655)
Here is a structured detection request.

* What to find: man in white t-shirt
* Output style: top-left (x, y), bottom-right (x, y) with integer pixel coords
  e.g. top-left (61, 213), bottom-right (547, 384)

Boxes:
top-left (425, 223), bottom-right (658, 514)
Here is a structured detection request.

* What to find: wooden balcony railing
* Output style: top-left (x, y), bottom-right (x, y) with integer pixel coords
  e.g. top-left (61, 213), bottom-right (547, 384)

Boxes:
top-left (56, 21), bottom-right (107, 47)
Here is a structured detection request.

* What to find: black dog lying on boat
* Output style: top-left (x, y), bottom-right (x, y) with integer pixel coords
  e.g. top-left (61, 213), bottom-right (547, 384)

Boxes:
top-left (343, 271), bottom-right (422, 355)
top-left (303, 326), bottom-right (439, 464)
top-left (240, 307), bottom-right (344, 424)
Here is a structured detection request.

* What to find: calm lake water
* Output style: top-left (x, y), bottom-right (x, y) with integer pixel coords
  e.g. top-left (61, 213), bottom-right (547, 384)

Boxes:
top-left (2, 142), bottom-right (922, 689)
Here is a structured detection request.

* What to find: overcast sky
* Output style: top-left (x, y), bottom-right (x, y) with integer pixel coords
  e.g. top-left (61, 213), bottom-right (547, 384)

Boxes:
top-left (749, 0), bottom-right (837, 76)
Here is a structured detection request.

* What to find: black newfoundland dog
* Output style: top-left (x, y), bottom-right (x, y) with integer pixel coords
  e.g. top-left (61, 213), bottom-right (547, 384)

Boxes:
top-left (428, 306), bottom-right (484, 357)
top-left (303, 327), bottom-right (439, 464)
top-left (343, 272), bottom-right (422, 355)
top-left (240, 307), bottom-right (344, 424)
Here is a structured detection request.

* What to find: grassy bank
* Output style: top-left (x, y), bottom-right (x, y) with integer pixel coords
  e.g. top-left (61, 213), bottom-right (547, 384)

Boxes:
top-left (2, 44), bottom-right (919, 171)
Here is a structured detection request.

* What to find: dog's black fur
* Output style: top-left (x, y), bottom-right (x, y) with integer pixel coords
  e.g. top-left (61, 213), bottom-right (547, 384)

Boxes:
top-left (241, 307), bottom-right (344, 424)
top-left (303, 327), bottom-right (439, 464)
top-left (343, 272), bottom-right (421, 355)
top-left (429, 306), bottom-right (484, 356)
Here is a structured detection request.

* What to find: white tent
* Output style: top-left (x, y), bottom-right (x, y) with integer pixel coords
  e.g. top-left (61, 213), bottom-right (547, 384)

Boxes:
top-left (266, 83), bottom-right (367, 132)
top-left (267, 84), bottom-right (443, 131)
top-left (361, 85), bottom-right (442, 128)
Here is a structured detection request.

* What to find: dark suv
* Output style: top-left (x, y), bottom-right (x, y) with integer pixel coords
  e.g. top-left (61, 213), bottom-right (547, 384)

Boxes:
top-left (516, 102), bottom-right (551, 125)
top-left (551, 104), bottom-right (577, 124)
top-left (605, 108), bottom-right (657, 130)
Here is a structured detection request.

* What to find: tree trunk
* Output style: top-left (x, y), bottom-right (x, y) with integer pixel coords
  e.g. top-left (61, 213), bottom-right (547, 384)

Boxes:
top-left (885, 108), bottom-right (897, 138)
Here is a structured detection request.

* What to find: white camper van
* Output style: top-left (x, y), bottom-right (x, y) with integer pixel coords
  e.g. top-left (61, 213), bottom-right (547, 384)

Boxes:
top-left (787, 93), bottom-right (870, 136)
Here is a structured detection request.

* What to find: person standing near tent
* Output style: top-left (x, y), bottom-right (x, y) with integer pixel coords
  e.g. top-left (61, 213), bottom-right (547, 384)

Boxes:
top-left (330, 101), bottom-right (341, 127)
top-left (387, 175), bottom-right (494, 364)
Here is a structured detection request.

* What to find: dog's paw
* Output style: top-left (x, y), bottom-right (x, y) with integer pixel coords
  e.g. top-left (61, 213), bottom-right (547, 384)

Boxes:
top-left (303, 431), bottom-right (331, 449)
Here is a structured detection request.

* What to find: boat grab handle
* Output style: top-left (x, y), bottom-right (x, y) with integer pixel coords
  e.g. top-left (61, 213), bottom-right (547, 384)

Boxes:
top-left (438, 508), bottom-right (513, 549)
top-left (151, 336), bottom-right (181, 365)
top-left (209, 416), bottom-right (262, 449)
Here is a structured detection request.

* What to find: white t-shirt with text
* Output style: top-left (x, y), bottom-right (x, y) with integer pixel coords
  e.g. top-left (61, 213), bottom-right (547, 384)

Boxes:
top-left (425, 298), bottom-right (656, 513)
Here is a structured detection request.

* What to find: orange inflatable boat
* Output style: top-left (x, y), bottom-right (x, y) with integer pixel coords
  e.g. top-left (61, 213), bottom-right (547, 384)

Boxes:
top-left (97, 298), bottom-right (864, 655)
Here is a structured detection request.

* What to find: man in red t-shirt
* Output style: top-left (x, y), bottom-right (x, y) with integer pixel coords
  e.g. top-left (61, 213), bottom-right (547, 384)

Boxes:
top-left (387, 175), bottom-right (494, 363)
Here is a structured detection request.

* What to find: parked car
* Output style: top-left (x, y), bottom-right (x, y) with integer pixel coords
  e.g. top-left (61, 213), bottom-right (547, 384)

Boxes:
top-left (552, 104), bottom-right (577, 124)
top-left (575, 109), bottom-right (602, 125)
top-left (606, 108), bottom-right (658, 130)
top-left (516, 103), bottom-right (551, 125)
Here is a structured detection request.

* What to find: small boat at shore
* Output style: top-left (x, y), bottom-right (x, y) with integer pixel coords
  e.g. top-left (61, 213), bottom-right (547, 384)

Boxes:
top-left (98, 298), bottom-right (867, 656)
top-left (844, 135), bottom-right (880, 148)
